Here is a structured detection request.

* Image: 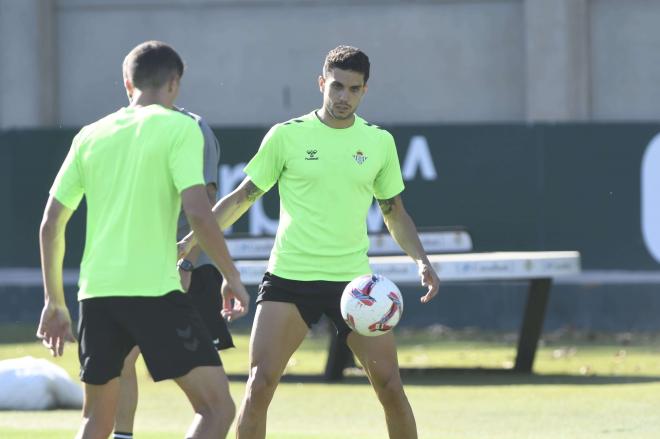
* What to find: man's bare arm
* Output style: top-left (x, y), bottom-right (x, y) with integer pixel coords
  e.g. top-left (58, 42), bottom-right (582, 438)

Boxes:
top-left (179, 177), bottom-right (264, 256)
top-left (181, 185), bottom-right (240, 281)
top-left (212, 177), bottom-right (264, 230)
top-left (178, 182), bottom-right (218, 291)
top-left (378, 195), bottom-right (440, 303)
top-left (184, 182), bottom-right (218, 265)
top-left (181, 185), bottom-right (250, 317)
top-left (37, 196), bottom-right (76, 356)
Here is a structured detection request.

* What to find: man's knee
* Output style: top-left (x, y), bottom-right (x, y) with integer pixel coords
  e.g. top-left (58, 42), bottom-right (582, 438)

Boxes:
top-left (195, 386), bottom-right (236, 426)
top-left (245, 367), bottom-right (280, 403)
top-left (373, 374), bottom-right (407, 407)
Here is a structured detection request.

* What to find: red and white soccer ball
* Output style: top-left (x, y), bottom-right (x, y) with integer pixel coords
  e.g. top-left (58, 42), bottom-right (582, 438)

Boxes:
top-left (340, 274), bottom-right (404, 337)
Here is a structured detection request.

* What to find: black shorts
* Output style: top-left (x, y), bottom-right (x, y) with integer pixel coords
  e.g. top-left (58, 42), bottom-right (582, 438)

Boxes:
top-left (256, 272), bottom-right (352, 340)
top-left (77, 291), bottom-right (221, 385)
top-left (188, 265), bottom-right (235, 351)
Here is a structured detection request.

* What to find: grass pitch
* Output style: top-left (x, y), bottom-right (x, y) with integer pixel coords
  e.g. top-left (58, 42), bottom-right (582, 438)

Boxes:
top-left (1, 328), bottom-right (659, 438)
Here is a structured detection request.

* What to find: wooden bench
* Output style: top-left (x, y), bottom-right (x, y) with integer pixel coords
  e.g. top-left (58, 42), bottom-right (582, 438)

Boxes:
top-left (227, 229), bottom-right (581, 380)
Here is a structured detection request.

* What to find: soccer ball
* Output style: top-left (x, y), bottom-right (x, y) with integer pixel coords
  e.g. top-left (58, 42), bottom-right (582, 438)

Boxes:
top-left (340, 274), bottom-right (404, 337)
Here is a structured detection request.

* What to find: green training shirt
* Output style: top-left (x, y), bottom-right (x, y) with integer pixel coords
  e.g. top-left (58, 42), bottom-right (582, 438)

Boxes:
top-left (50, 105), bottom-right (204, 300)
top-left (244, 111), bottom-right (405, 281)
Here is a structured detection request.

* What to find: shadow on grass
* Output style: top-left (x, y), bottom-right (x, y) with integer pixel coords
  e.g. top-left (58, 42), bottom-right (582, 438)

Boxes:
top-left (0, 324), bottom-right (39, 344)
top-left (227, 369), bottom-right (660, 386)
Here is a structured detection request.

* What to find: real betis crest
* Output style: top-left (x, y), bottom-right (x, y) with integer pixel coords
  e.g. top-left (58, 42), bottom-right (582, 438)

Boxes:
top-left (353, 150), bottom-right (367, 165)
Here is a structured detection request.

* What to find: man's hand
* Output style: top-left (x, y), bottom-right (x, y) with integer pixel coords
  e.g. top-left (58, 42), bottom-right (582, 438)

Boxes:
top-left (418, 260), bottom-right (440, 304)
top-left (36, 303), bottom-right (75, 357)
top-left (220, 277), bottom-right (250, 323)
top-left (179, 267), bottom-right (192, 292)
top-left (177, 236), bottom-right (195, 260)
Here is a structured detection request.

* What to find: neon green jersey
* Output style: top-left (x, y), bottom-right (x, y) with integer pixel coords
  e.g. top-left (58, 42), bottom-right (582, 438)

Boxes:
top-left (50, 105), bottom-right (204, 300)
top-left (244, 111), bottom-right (405, 281)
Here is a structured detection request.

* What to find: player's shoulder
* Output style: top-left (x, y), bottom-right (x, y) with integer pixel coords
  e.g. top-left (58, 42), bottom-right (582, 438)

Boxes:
top-left (280, 111), bottom-right (316, 127)
top-left (273, 112), bottom-right (317, 134)
top-left (174, 107), bottom-right (211, 131)
top-left (356, 115), bottom-right (394, 143)
top-left (264, 112), bottom-right (316, 141)
top-left (72, 109), bottom-right (125, 148)
top-left (156, 106), bottom-right (199, 128)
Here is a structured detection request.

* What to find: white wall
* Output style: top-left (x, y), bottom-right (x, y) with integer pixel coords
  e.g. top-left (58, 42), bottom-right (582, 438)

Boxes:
top-left (591, 0), bottom-right (660, 120)
top-left (55, 0), bottom-right (524, 126)
top-left (1, 0), bottom-right (660, 127)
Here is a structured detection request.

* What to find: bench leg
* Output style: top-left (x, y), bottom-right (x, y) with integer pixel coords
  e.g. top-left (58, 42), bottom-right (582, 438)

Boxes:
top-left (514, 278), bottom-right (552, 373)
top-left (324, 332), bottom-right (354, 381)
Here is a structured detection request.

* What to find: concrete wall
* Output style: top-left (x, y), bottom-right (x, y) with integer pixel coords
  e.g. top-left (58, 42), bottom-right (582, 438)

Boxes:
top-left (591, 0), bottom-right (660, 120)
top-left (1, 0), bottom-right (659, 128)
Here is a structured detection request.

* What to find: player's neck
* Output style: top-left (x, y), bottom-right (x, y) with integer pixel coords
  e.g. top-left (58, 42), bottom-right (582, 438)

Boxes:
top-left (316, 108), bottom-right (355, 129)
top-left (129, 89), bottom-right (174, 109)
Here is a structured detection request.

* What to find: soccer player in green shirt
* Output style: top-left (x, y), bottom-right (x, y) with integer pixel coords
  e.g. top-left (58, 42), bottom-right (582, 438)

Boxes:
top-left (181, 45), bottom-right (440, 439)
top-left (37, 41), bottom-right (248, 439)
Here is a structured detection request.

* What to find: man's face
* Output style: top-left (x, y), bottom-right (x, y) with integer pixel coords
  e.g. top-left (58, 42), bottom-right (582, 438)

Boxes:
top-left (319, 68), bottom-right (367, 120)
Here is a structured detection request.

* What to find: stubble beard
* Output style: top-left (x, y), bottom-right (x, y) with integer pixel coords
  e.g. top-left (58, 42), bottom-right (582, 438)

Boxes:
top-left (328, 104), bottom-right (354, 121)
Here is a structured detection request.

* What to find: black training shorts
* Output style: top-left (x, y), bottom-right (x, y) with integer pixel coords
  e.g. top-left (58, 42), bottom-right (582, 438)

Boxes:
top-left (188, 265), bottom-right (235, 350)
top-left (256, 272), bottom-right (352, 340)
top-left (77, 291), bottom-right (221, 385)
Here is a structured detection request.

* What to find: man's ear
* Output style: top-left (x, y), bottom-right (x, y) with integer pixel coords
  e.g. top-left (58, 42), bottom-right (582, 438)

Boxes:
top-left (318, 75), bottom-right (325, 94)
top-left (124, 77), bottom-right (134, 100)
top-left (168, 75), bottom-right (180, 93)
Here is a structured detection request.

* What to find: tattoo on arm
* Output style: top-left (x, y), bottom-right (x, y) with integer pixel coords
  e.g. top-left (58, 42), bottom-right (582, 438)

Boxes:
top-left (245, 181), bottom-right (264, 203)
top-left (378, 197), bottom-right (396, 215)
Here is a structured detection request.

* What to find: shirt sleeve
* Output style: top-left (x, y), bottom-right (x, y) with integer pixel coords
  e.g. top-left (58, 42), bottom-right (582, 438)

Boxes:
top-left (169, 118), bottom-right (205, 193)
top-left (50, 130), bottom-right (85, 210)
top-left (373, 131), bottom-right (405, 200)
top-left (199, 119), bottom-right (220, 188)
top-left (243, 125), bottom-right (285, 193)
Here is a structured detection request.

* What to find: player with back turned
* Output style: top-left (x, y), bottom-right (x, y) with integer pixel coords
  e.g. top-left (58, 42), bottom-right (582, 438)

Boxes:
top-left (180, 45), bottom-right (440, 439)
top-left (37, 41), bottom-right (248, 439)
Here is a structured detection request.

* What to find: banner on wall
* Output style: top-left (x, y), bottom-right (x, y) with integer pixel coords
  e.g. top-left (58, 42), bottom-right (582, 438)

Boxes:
top-left (2, 124), bottom-right (660, 270)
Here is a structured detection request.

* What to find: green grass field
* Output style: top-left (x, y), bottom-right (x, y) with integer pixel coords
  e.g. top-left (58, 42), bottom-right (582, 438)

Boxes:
top-left (1, 328), bottom-right (660, 438)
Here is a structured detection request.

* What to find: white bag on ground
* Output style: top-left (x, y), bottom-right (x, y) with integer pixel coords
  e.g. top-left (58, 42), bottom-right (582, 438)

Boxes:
top-left (0, 356), bottom-right (83, 410)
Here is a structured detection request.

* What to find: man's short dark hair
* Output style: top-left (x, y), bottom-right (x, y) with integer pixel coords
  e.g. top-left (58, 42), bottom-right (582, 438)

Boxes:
top-left (123, 41), bottom-right (184, 90)
top-left (323, 45), bottom-right (370, 84)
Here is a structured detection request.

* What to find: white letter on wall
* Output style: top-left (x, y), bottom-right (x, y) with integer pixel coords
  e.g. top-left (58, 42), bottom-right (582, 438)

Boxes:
top-left (642, 134), bottom-right (660, 263)
top-left (401, 136), bottom-right (438, 181)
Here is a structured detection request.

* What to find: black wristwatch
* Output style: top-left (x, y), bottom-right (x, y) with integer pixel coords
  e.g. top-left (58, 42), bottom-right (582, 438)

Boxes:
top-left (177, 259), bottom-right (194, 272)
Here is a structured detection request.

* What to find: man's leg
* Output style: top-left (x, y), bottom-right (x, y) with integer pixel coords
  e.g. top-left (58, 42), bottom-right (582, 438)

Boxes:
top-left (347, 332), bottom-right (417, 439)
top-left (175, 365), bottom-right (235, 439)
top-left (76, 379), bottom-right (121, 439)
top-left (127, 291), bottom-right (234, 439)
top-left (114, 346), bottom-right (141, 437)
top-left (236, 302), bottom-right (309, 439)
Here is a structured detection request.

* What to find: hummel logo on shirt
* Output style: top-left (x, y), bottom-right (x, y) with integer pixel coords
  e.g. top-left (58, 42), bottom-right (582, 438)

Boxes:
top-left (305, 149), bottom-right (319, 160)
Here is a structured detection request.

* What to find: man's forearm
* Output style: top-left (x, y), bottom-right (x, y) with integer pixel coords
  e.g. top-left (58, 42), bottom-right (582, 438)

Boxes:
top-left (211, 180), bottom-right (263, 230)
top-left (212, 193), bottom-right (253, 231)
top-left (181, 180), bottom-right (262, 252)
top-left (40, 223), bottom-right (67, 306)
top-left (183, 246), bottom-right (202, 265)
top-left (182, 194), bottom-right (252, 249)
top-left (188, 210), bottom-right (240, 280)
top-left (383, 211), bottom-right (429, 264)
